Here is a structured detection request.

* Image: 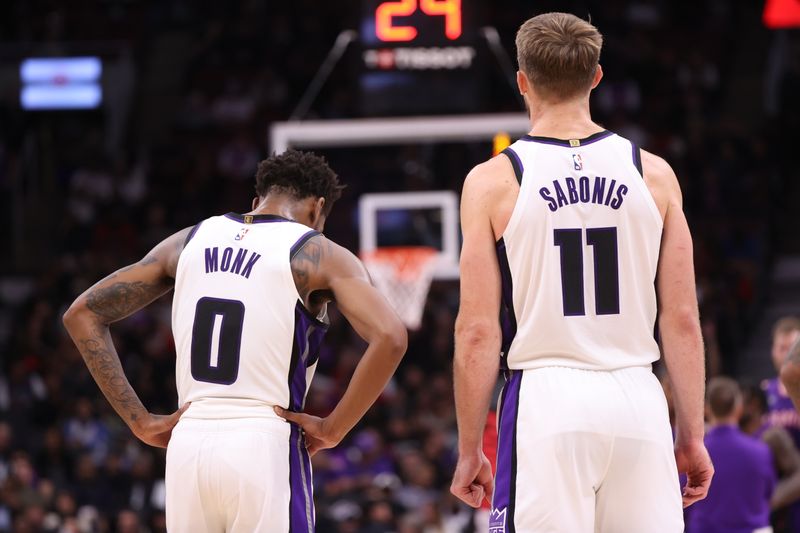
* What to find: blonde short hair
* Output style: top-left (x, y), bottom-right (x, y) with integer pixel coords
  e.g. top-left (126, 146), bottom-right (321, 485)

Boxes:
top-left (515, 12), bottom-right (603, 100)
top-left (773, 316), bottom-right (800, 338)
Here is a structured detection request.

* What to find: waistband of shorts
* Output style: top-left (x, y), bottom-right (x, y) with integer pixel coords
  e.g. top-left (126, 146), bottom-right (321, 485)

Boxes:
top-left (506, 363), bottom-right (653, 375)
top-left (180, 397), bottom-right (286, 421)
top-left (176, 415), bottom-right (290, 434)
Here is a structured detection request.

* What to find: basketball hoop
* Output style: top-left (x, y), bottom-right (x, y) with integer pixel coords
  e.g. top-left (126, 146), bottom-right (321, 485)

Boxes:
top-left (362, 247), bottom-right (440, 330)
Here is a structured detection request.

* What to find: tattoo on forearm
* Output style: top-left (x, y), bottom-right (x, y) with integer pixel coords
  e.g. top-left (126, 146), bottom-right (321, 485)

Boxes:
top-left (78, 324), bottom-right (144, 423)
top-left (291, 237), bottom-right (328, 299)
top-left (86, 280), bottom-right (169, 322)
top-left (85, 257), bottom-right (172, 323)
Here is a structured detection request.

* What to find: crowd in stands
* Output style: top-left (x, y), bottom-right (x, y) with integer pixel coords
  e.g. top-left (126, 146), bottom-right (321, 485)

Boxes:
top-left (0, 0), bottom-right (795, 531)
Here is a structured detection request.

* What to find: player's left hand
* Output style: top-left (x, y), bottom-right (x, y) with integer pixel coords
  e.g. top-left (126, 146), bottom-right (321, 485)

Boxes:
top-left (274, 406), bottom-right (341, 456)
top-left (451, 451), bottom-right (494, 508)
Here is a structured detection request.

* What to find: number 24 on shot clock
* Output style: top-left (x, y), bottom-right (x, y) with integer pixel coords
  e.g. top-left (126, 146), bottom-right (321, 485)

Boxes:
top-left (361, 0), bottom-right (475, 72)
top-left (375, 0), bottom-right (462, 42)
top-left (358, 0), bottom-right (480, 114)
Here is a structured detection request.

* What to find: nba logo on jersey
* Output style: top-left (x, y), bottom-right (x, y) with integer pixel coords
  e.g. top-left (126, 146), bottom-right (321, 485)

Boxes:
top-left (234, 227), bottom-right (249, 241)
top-left (572, 153), bottom-right (583, 170)
top-left (489, 508), bottom-right (507, 532)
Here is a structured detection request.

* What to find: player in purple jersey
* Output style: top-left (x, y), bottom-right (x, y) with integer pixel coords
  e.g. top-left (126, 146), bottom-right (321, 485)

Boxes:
top-left (779, 317), bottom-right (800, 411)
top-left (686, 377), bottom-right (775, 533)
top-left (762, 317), bottom-right (800, 447)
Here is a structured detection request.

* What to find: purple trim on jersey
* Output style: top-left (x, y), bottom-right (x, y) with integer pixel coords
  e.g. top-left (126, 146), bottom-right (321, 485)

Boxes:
top-left (496, 239), bottom-right (517, 370)
top-left (224, 212), bottom-right (295, 224)
top-left (631, 141), bottom-right (643, 177)
top-left (183, 221), bottom-right (202, 246)
top-left (501, 147), bottom-right (523, 184)
top-left (288, 302), bottom-right (328, 410)
top-left (290, 230), bottom-right (321, 260)
top-left (521, 129), bottom-right (614, 147)
top-left (286, 302), bottom-right (327, 532)
top-left (492, 370), bottom-right (522, 533)
top-left (295, 302), bottom-right (329, 366)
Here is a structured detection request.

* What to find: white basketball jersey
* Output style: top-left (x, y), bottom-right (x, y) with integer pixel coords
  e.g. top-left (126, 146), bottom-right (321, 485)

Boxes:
top-left (171, 213), bottom-right (327, 418)
top-left (498, 131), bottom-right (663, 371)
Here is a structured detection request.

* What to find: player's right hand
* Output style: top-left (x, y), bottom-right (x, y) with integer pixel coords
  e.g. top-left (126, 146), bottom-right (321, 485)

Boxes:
top-left (274, 406), bottom-right (342, 456)
top-left (675, 439), bottom-right (714, 508)
top-left (450, 451), bottom-right (494, 508)
top-left (132, 403), bottom-right (190, 448)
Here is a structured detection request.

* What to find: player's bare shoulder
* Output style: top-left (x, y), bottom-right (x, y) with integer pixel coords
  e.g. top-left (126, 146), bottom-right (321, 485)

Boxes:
top-left (640, 149), bottom-right (682, 220)
top-left (290, 234), bottom-right (369, 307)
top-left (146, 225), bottom-right (197, 279)
top-left (462, 153), bottom-right (519, 239)
top-left (464, 154), bottom-right (518, 195)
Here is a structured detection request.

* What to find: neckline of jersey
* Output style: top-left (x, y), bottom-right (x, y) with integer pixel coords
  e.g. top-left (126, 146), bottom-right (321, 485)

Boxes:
top-left (224, 212), bottom-right (295, 223)
top-left (521, 129), bottom-right (614, 147)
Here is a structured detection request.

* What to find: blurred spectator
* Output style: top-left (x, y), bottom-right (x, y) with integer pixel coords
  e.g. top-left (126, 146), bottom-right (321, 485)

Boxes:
top-left (762, 317), bottom-right (800, 446)
top-left (687, 377), bottom-right (775, 533)
top-left (0, 0), bottom-right (785, 529)
top-left (63, 398), bottom-right (109, 466)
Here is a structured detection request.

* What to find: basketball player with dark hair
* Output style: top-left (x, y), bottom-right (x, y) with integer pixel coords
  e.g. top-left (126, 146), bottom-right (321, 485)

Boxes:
top-left (451, 12), bottom-right (711, 532)
top-left (63, 149), bottom-right (408, 532)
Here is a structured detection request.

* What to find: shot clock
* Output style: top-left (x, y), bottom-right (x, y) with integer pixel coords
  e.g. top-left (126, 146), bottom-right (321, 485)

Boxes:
top-left (375, 0), bottom-right (463, 42)
top-left (358, 0), bottom-right (484, 115)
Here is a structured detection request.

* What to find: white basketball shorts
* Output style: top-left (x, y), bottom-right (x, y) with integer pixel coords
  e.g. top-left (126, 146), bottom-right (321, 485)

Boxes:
top-left (165, 416), bottom-right (314, 532)
top-left (490, 365), bottom-right (683, 533)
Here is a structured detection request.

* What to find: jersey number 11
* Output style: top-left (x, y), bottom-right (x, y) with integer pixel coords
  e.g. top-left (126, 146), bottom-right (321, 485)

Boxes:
top-left (554, 227), bottom-right (620, 316)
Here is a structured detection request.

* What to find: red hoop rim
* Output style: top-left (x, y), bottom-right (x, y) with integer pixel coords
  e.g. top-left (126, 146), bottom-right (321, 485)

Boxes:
top-left (361, 246), bottom-right (439, 281)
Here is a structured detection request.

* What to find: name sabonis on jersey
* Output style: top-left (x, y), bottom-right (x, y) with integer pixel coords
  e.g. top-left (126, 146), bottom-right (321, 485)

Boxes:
top-left (538, 175), bottom-right (628, 212)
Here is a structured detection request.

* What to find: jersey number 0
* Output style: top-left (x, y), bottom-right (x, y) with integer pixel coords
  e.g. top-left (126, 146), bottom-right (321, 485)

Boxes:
top-left (190, 297), bottom-right (244, 384)
top-left (554, 227), bottom-right (620, 316)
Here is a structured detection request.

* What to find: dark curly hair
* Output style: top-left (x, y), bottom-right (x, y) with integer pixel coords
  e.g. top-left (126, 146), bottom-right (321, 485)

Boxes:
top-left (255, 149), bottom-right (345, 215)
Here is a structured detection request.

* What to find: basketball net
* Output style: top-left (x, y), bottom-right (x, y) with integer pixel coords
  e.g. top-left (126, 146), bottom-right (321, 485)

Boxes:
top-left (362, 247), bottom-right (439, 330)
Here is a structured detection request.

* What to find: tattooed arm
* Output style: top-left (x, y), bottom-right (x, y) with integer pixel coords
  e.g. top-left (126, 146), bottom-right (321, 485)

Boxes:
top-left (274, 235), bottom-right (407, 455)
top-left (62, 227), bottom-right (193, 448)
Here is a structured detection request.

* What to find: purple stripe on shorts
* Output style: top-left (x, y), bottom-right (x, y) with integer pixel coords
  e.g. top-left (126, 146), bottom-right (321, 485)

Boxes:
top-left (301, 441), bottom-right (314, 522)
top-left (289, 424), bottom-right (314, 532)
top-left (491, 370), bottom-right (522, 533)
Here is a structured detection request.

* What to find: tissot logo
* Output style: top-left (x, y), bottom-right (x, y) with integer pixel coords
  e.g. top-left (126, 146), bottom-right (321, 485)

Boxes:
top-left (363, 46), bottom-right (476, 70)
top-left (489, 507), bottom-right (507, 532)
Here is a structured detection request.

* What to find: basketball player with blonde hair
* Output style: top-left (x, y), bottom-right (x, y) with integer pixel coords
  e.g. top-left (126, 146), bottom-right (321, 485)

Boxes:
top-left (451, 12), bottom-right (712, 532)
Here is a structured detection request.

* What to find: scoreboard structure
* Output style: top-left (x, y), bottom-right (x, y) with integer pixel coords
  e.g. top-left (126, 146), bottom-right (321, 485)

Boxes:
top-left (358, 0), bottom-right (484, 115)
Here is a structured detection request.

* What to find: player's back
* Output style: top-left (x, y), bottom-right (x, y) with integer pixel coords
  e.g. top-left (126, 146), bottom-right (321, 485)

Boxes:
top-left (171, 212), bottom-right (327, 419)
top-left (500, 130), bottom-right (662, 371)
